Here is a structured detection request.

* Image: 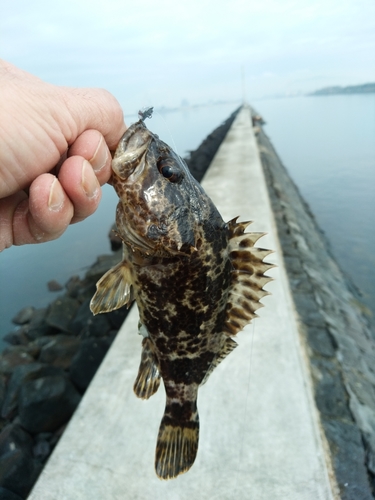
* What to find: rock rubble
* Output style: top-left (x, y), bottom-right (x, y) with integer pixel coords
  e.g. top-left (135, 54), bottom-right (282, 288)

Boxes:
top-left (0, 251), bottom-right (128, 498)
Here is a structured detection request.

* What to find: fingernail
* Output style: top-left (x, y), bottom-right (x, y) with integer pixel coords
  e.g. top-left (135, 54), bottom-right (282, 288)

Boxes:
top-left (90, 136), bottom-right (108, 173)
top-left (82, 160), bottom-right (100, 199)
top-left (48, 178), bottom-right (64, 211)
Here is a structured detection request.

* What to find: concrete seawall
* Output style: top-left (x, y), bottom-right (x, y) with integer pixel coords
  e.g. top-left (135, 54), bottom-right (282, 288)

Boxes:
top-left (28, 105), bottom-right (336, 499)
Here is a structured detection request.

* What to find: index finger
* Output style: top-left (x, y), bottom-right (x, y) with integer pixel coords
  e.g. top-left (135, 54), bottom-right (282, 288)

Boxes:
top-left (62, 87), bottom-right (127, 150)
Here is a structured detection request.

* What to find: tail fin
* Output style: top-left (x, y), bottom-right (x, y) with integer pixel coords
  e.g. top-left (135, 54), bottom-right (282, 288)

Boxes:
top-left (155, 407), bottom-right (199, 480)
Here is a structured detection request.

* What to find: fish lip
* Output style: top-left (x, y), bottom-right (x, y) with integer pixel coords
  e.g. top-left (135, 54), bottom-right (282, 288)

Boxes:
top-left (112, 142), bottom-right (150, 181)
top-left (111, 121), bottom-right (153, 181)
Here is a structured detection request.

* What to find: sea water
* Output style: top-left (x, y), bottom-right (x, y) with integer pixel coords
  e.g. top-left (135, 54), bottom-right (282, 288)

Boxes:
top-left (1, 96), bottom-right (374, 345)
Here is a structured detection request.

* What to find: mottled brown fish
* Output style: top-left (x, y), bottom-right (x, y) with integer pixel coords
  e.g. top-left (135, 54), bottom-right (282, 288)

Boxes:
top-left (90, 108), bottom-right (273, 480)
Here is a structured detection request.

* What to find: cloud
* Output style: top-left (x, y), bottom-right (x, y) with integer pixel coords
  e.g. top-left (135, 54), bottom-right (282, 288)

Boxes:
top-left (1, 0), bottom-right (375, 110)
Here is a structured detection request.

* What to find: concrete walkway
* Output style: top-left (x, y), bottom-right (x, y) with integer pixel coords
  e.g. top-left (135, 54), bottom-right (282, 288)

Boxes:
top-left (29, 106), bottom-right (335, 499)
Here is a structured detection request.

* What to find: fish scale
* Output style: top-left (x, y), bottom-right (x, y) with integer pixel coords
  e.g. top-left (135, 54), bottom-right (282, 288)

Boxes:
top-left (90, 108), bottom-right (273, 479)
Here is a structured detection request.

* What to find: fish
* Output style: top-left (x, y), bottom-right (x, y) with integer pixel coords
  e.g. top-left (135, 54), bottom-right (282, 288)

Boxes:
top-left (90, 107), bottom-right (273, 480)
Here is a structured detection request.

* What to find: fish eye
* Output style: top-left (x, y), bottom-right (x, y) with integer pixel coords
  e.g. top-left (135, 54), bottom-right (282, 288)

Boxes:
top-left (161, 166), bottom-right (174, 178)
top-left (158, 160), bottom-right (183, 183)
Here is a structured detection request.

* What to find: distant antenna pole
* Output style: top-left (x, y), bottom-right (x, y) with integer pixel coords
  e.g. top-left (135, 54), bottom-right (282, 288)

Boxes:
top-left (241, 65), bottom-right (247, 105)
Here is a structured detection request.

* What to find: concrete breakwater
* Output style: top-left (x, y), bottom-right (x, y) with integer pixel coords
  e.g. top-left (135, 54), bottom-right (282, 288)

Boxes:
top-left (255, 122), bottom-right (375, 499)
top-left (27, 106), bottom-right (334, 499)
top-left (0, 109), bottom-right (240, 500)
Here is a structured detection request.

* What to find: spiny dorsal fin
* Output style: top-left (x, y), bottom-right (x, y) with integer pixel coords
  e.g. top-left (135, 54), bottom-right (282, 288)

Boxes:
top-left (224, 217), bottom-right (274, 336)
top-left (200, 337), bottom-right (237, 386)
top-left (90, 261), bottom-right (134, 315)
top-left (133, 338), bottom-right (161, 399)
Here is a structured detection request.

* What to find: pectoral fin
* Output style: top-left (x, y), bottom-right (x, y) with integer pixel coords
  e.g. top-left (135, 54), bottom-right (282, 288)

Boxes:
top-left (90, 261), bottom-right (134, 315)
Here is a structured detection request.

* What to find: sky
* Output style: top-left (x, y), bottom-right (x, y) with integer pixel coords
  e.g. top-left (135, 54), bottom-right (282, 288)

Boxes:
top-left (1, 0), bottom-right (375, 114)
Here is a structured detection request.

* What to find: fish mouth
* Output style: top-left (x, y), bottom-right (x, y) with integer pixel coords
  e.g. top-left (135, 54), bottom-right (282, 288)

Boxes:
top-left (112, 141), bottom-right (150, 181)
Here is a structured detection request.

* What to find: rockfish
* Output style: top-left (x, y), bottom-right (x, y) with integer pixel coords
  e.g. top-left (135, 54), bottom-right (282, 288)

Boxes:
top-left (90, 108), bottom-right (273, 479)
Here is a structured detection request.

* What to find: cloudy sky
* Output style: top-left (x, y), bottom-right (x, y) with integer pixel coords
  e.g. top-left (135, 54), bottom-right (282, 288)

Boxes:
top-left (2, 0), bottom-right (374, 113)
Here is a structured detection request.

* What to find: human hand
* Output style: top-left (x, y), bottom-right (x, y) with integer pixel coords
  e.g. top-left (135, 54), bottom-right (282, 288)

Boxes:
top-left (0, 59), bottom-right (127, 251)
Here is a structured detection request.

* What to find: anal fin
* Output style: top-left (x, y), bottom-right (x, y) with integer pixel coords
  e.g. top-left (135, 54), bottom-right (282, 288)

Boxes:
top-left (133, 338), bottom-right (161, 399)
top-left (90, 260), bottom-right (133, 315)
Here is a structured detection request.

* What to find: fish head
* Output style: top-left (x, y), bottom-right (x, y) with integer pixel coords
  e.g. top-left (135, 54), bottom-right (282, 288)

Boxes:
top-left (111, 119), bottom-right (222, 256)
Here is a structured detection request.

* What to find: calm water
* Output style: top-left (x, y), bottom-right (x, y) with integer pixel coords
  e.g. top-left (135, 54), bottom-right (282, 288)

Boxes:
top-left (1, 96), bottom-right (374, 345)
top-left (253, 94), bottom-right (375, 320)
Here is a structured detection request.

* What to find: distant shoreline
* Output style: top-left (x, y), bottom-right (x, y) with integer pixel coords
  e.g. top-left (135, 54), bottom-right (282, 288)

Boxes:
top-left (309, 82), bottom-right (375, 96)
